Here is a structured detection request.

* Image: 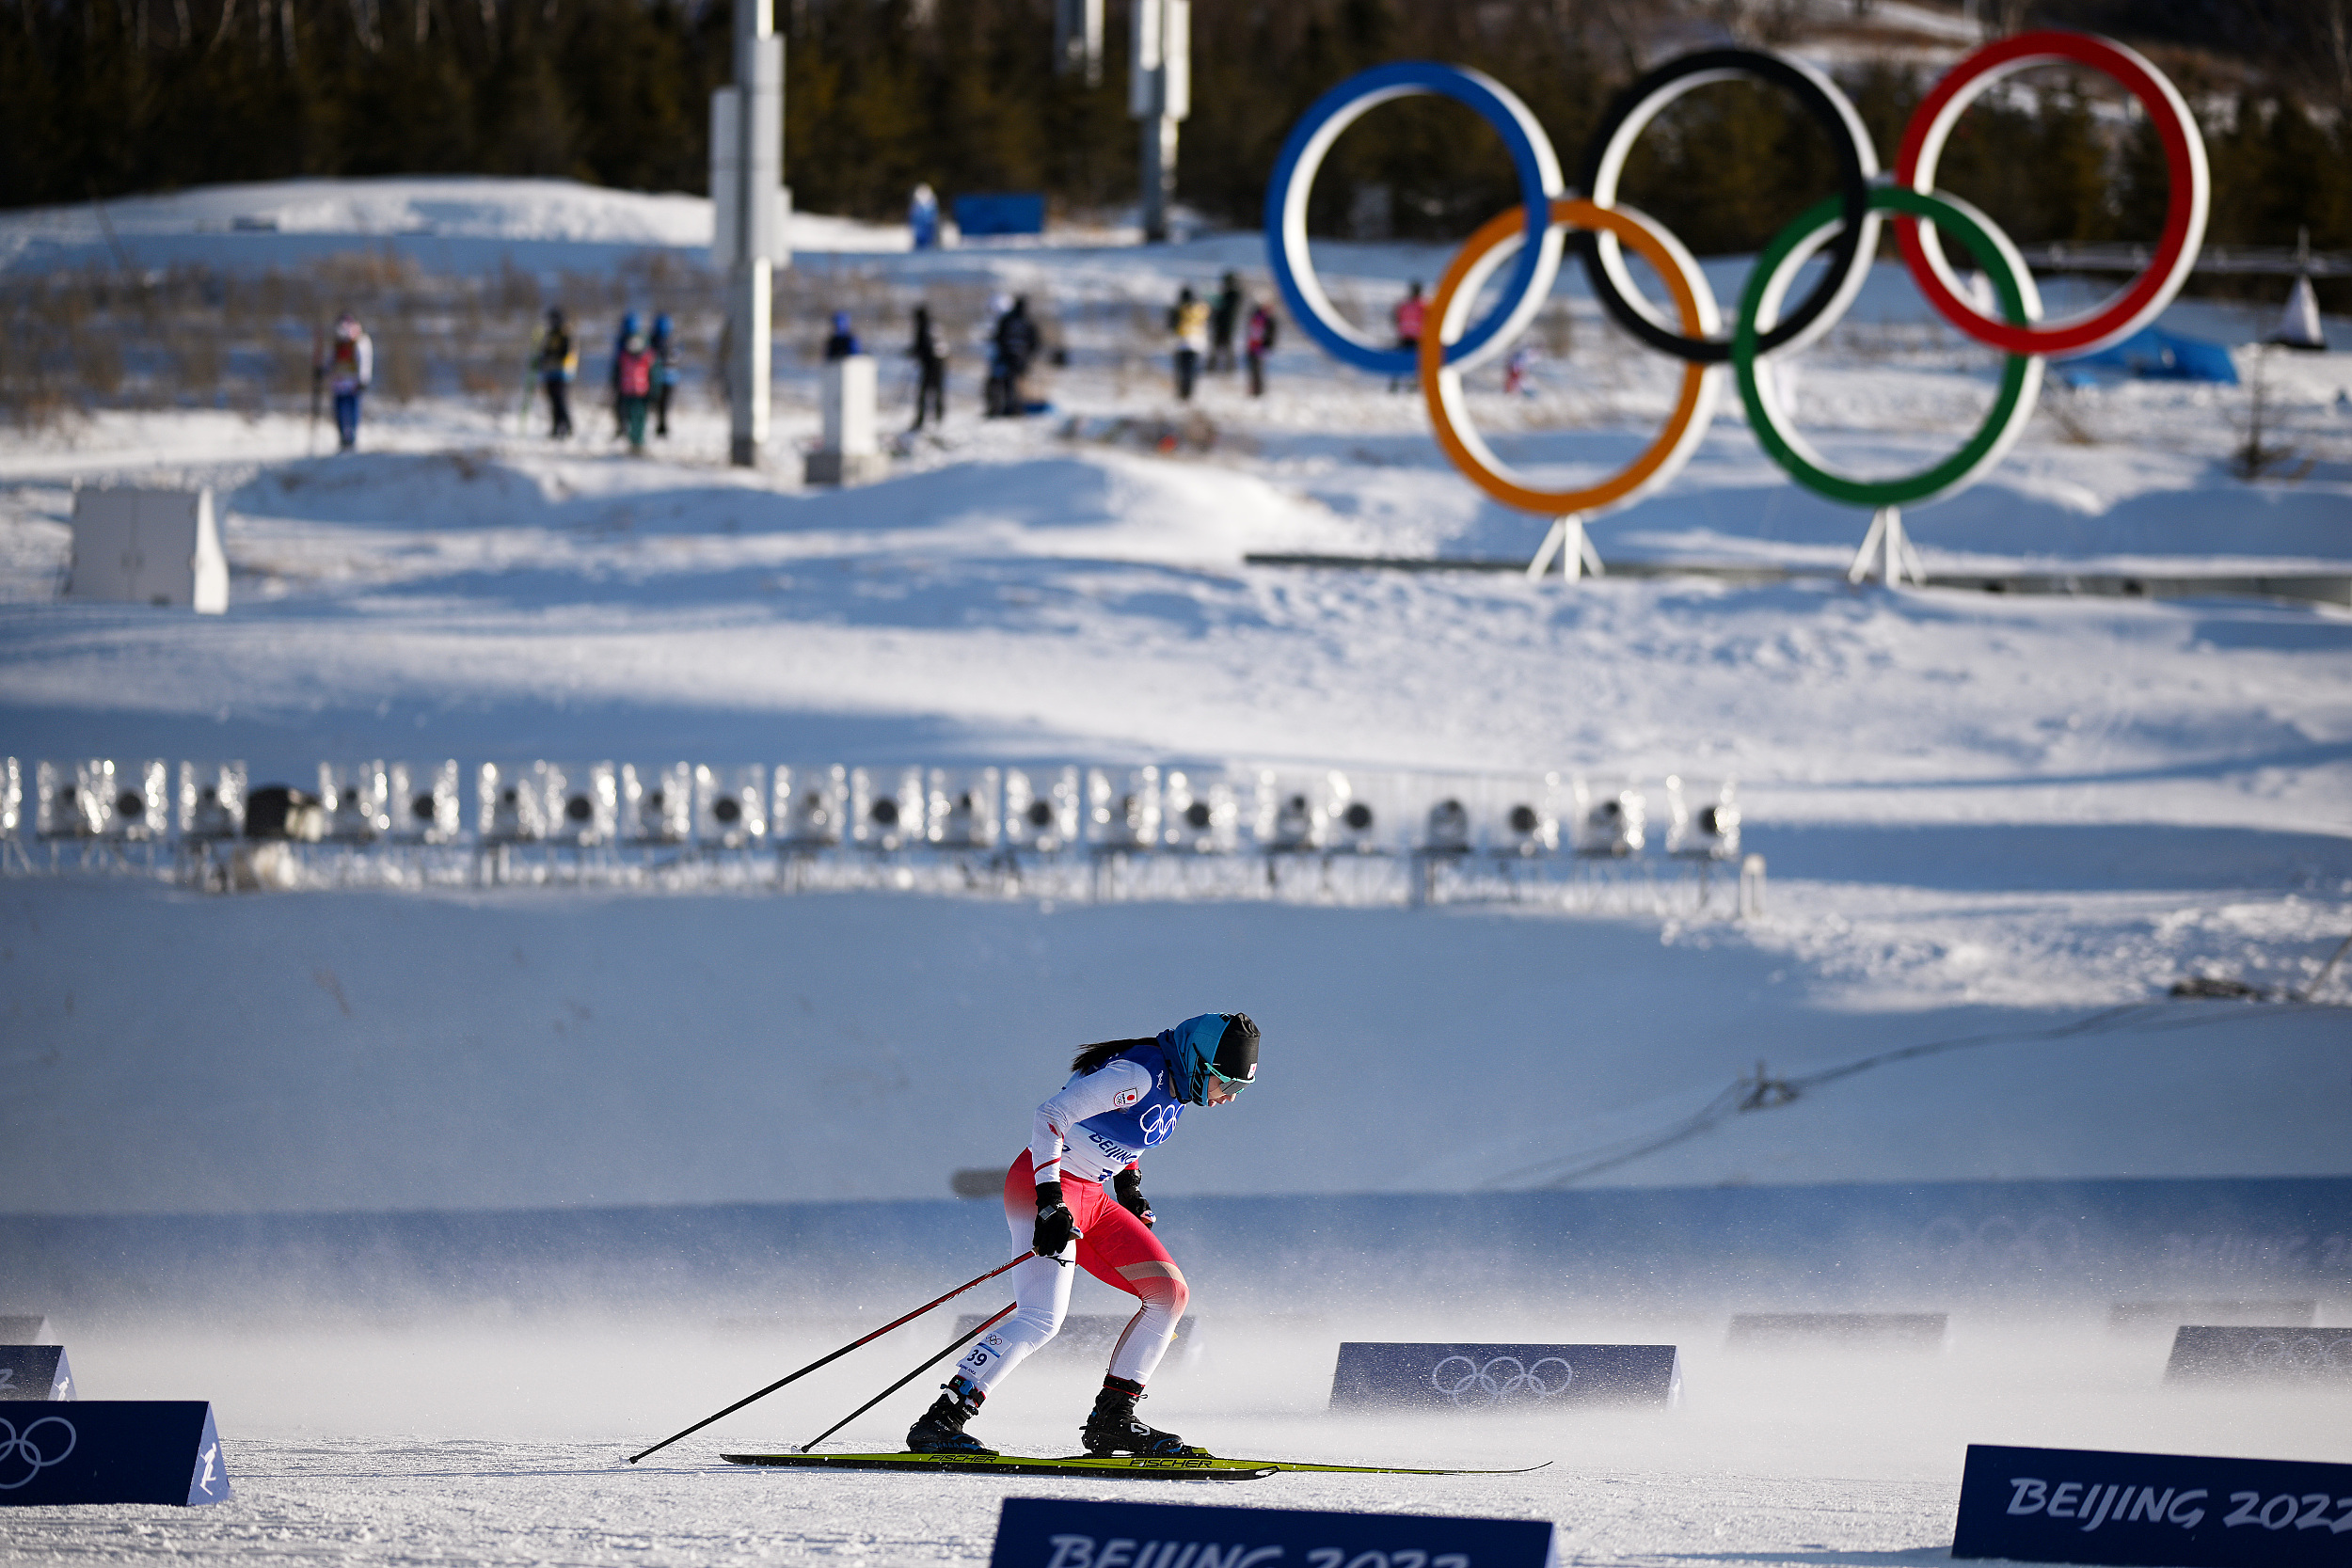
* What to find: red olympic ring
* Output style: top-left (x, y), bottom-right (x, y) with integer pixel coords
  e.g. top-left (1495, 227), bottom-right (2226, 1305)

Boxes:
top-left (1895, 30), bottom-right (2208, 358)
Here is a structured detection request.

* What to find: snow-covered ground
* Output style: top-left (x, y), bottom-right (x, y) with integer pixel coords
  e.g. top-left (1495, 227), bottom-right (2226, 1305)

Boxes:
top-left (1, 177), bottom-right (2348, 1561)
top-left (9, 1313), bottom-right (2349, 1565)
top-left (0, 175), bottom-right (913, 276)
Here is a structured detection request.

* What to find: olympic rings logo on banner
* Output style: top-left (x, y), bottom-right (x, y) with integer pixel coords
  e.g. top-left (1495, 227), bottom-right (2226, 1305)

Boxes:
top-left (2241, 1334), bottom-right (2352, 1377)
top-left (1427, 1354), bottom-right (1575, 1407)
top-left (1263, 32), bottom-right (2208, 518)
top-left (0, 1415), bottom-right (77, 1490)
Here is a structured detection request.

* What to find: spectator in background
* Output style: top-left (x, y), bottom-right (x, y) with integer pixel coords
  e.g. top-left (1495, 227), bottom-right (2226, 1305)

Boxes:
top-left (983, 293), bottom-right (1014, 416)
top-left (992, 296), bottom-right (1040, 416)
top-left (909, 303), bottom-right (947, 432)
top-left (1208, 270), bottom-right (1243, 374)
top-left (1244, 300), bottom-right (1278, 398)
top-left (1390, 280), bottom-right (1425, 392)
top-left (534, 308), bottom-right (577, 438)
top-left (1168, 285), bottom-right (1209, 402)
top-left (614, 325), bottom-right (655, 455)
top-left (325, 312), bottom-right (373, 451)
top-left (1383, 281), bottom-right (1421, 392)
top-left (910, 183), bottom-right (941, 251)
top-left (1503, 342), bottom-right (1538, 398)
top-left (650, 313), bottom-right (680, 437)
top-left (610, 311), bottom-right (642, 437)
top-left (824, 310), bottom-right (861, 360)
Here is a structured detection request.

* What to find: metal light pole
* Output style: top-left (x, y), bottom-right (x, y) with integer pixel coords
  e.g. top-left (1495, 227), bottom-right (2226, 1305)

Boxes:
top-left (1130, 0), bottom-right (1188, 244)
top-left (1055, 0), bottom-right (1103, 86)
top-left (711, 0), bottom-right (787, 467)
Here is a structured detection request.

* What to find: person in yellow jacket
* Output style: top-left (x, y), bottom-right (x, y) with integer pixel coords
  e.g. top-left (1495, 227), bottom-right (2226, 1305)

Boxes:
top-left (1168, 286), bottom-right (1210, 402)
top-left (533, 309), bottom-right (579, 438)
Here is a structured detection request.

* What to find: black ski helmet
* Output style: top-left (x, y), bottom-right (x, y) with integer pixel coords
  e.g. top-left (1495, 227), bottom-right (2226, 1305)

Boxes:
top-left (1168, 1011), bottom-right (1259, 1103)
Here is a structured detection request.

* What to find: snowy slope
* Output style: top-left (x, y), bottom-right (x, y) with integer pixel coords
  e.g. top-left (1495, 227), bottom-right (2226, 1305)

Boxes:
top-left (4, 881), bottom-right (2346, 1214)
top-left (0, 172), bottom-right (2347, 1568)
top-left (1, 177), bottom-right (2348, 1220)
top-left (0, 174), bottom-right (909, 276)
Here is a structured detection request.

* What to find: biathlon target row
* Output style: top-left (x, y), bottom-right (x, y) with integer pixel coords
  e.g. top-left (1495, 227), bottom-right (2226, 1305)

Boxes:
top-left (1263, 31), bottom-right (2209, 515)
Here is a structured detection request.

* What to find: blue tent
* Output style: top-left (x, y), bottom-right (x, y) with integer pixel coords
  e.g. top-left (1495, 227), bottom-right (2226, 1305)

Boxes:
top-left (2058, 325), bottom-right (2239, 385)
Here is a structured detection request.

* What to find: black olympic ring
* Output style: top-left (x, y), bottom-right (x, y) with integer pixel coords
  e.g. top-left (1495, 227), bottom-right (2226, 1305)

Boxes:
top-left (1577, 48), bottom-right (1878, 365)
top-left (0, 1415), bottom-right (77, 1490)
top-left (1428, 1354), bottom-right (1575, 1408)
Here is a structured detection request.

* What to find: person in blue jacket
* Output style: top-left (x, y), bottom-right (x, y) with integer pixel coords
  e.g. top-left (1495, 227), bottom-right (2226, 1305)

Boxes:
top-left (907, 1012), bottom-right (1261, 1459)
top-left (649, 313), bottom-right (681, 438)
top-left (823, 310), bottom-right (861, 360)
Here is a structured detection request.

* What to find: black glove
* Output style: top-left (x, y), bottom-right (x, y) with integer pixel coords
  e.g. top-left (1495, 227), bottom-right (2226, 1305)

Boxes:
top-left (1033, 1181), bottom-right (1079, 1259)
top-left (1112, 1168), bottom-right (1155, 1228)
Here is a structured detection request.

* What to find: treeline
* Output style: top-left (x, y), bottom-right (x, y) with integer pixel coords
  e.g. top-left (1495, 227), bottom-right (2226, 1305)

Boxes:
top-left (2, 0), bottom-right (2345, 295)
top-left (0, 0), bottom-right (722, 199)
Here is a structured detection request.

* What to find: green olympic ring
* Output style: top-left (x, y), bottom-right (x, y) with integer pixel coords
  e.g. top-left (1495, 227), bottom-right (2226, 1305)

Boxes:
top-left (1734, 184), bottom-right (2045, 509)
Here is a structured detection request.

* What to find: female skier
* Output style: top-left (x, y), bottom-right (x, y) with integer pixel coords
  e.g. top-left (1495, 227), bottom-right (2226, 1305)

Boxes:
top-left (906, 1011), bottom-right (1260, 1458)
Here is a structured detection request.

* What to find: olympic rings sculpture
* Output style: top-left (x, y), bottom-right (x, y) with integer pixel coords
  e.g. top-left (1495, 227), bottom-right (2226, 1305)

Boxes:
top-left (1263, 32), bottom-right (2209, 519)
top-left (1428, 1354), bottom-right (1575, 1407)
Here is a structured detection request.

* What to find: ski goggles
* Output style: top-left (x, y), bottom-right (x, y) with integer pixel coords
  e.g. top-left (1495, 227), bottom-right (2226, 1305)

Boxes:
top-left (1202, 1061), bottom-right (1254, 1097)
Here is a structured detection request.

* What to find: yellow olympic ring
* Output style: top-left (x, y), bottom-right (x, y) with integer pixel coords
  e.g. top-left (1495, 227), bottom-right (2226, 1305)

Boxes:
top-left (1419, 198), bottom-right (1722, 518)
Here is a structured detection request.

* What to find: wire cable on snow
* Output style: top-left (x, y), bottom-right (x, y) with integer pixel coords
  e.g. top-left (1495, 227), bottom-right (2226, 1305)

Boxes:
top-left (1484, 996), bottom-right (2342, 1191)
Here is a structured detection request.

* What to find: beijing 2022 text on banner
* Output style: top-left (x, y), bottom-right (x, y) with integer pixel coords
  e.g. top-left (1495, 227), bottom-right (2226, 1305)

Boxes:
top-left (989, 1497), bottom-right (1557, 1568)
top-left (1951, 1443), bottom-right (2352, 1568)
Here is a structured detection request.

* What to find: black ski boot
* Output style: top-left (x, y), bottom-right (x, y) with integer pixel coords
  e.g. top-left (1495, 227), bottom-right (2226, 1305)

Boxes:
top-left (1080, 1375), bottom-right (1206, 1457)
top-left (906, 1373), bottom-right (994, 1455)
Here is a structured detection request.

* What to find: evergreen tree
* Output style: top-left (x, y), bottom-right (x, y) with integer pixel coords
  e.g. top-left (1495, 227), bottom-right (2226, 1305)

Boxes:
top-left (0, 0), bottom-right (2344, 321)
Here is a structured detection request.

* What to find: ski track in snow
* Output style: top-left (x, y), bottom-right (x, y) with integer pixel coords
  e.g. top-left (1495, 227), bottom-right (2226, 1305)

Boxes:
top-left (7, 1321), bottom-right (2349, 1566)
top-left (59, 1314), bottom-right (2352, 1465)
top-left (1, 178), bottom-right (2349, 1561)
top-left (0, 1447), bottom-right (1957, 1568)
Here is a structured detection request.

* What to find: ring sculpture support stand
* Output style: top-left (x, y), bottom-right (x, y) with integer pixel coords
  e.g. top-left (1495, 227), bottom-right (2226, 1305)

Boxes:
top-left (1528, 515), bottom-right (1606, 581)
top-left (1847, 505), bottom-right (1926, 587)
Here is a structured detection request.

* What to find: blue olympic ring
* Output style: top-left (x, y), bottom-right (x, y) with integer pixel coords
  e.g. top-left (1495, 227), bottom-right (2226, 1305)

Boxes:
top-left (1263, 61), bottom-right (1562, 376)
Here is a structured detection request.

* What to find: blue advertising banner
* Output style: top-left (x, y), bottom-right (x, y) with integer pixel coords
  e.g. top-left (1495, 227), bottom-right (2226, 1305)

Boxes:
top-left (0, 1345), bottom-right (73, 1402)
top-left (1329, 1343), bottom-right (1680, 1411)
top-left (953, 194), bottom-right (1046, 237)
top-left (0, 1401), bottom-right (231, 1506)
top-left (1951, 1443), bottom-right (2352, 1567)
top-left (2165, 1326), bottom-right (2352, 1386)
top-left (989, 1497), bottom-right (1556, 1568)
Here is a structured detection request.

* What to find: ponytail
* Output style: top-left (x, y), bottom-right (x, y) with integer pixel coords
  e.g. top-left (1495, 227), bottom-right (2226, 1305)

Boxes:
top-left (1071, 1037), bottom-right (1153, 1075)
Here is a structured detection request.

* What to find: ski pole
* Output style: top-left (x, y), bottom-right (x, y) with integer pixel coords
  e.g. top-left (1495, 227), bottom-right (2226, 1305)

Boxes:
top-left (626, 1252), bottom-right (1030, 1465)
top-left (796, 1302), bottom-right (1014, 1453)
